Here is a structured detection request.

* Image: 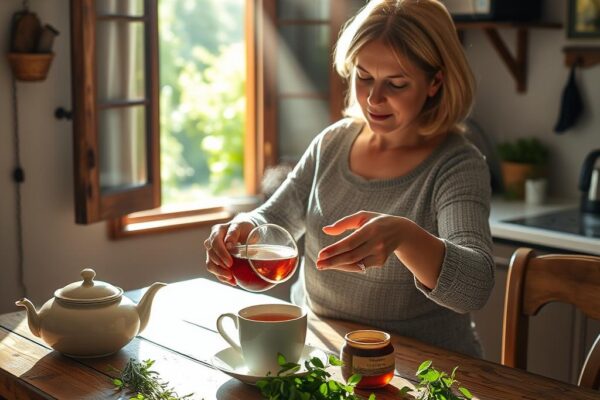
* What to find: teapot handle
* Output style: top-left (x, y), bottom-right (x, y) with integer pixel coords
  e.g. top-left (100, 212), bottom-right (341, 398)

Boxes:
top-left (216, 313), bottom-right (241, 353)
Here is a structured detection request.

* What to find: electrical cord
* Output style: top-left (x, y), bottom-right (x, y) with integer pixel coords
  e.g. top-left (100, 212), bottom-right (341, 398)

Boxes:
top-left (11, 76), bottom-right (27, 299)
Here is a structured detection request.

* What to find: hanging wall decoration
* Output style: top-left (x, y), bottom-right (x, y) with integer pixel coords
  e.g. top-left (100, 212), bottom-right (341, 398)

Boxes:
top-left (568, 0), bottom-right (600, 39)
top-left (7, 0), bottom-right (59, 81)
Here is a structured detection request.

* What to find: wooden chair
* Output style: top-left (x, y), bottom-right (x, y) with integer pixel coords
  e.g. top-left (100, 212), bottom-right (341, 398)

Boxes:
top-left (579, 334), bottom-right (600, 389)
top-left (501, 247), bottom-right (600, 390)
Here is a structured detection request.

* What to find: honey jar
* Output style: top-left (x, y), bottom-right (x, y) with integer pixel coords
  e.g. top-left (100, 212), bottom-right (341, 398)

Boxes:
top-left (340, 330), bottom-right (395, 389)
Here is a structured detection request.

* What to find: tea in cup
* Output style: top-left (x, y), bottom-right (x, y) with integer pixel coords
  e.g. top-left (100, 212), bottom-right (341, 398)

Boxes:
top-left (229, 224), bottom-right (299, 292)
top-left (216, 303), bottom-right (307, 375)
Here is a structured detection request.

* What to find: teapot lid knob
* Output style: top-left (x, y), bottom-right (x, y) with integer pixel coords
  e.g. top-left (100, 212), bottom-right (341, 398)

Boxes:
top-left (81, 268), bottom-right (96, 286)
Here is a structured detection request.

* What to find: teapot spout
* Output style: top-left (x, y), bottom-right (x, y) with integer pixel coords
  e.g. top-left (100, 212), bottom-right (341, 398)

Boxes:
top-left (15, 298), bottom-right (41, 337)
top-left (136, 282), bottom-right (167, 334)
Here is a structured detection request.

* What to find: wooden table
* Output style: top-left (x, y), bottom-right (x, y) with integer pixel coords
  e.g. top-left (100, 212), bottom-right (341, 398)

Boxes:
top-left (1, 278), bottom-right (598, 399)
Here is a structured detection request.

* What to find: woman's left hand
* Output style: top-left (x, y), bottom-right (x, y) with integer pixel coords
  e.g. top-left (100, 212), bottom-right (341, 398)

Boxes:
top-left (316, 211), bottom-right (405, 273)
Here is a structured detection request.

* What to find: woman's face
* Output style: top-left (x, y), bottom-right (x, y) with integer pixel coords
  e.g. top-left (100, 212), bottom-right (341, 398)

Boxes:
top-left (354, 39), bottom-right (441, 140)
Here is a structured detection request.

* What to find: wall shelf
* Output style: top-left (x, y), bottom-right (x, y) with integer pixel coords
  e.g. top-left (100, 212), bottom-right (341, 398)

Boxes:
top-left (456, 21), bottom-right (563, 93)
top-left (563, 47), bottom-right (600, 68)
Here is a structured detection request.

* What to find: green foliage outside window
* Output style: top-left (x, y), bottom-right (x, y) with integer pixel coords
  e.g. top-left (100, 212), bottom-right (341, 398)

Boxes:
top-left (159, 0), bottom-right (245, 205)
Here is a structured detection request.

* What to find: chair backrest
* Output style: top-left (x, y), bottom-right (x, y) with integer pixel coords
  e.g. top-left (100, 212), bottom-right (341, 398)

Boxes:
top-left (501, 247), bottom-right (600, 390)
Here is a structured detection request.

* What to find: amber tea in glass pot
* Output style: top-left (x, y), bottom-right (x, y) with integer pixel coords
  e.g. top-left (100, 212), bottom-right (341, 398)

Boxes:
top-left (229, 224), bottom-right (299, 292)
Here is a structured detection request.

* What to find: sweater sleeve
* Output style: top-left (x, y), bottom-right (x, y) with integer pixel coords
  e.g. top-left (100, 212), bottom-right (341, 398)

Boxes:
top-left (233, 129), bottom-right (324, 241)
top-left (414, 151), bottom-right (495, 313)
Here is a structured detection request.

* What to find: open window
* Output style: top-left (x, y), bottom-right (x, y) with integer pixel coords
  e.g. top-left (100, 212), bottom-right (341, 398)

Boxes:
top-left (70, 0), bottom-right (362, 236)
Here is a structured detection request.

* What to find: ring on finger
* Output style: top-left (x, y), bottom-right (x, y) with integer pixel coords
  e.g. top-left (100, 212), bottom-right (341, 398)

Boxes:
top-left (356, 261), bottom-right (367, 273)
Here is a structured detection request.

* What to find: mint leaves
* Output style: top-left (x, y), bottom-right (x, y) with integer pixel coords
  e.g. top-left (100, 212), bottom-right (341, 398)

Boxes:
top-left (400, 360), bottom-right (473, 400)
top-left (256, 353), bottom-right (375, 400)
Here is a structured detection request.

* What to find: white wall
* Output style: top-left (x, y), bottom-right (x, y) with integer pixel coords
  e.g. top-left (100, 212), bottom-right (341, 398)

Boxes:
top-left (465, 0), bottom-right (600, 199)
top-left (1, 0), bottom-right (599, 314)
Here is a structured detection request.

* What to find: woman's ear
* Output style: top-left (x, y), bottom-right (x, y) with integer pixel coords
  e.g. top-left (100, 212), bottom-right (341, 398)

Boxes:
top-left (427, 70), bottom-right (443, 97)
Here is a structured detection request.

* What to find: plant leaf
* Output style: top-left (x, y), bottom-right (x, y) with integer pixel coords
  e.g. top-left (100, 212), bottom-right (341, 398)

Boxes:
top-left (458, 387), bottom-right (473, 399)
top-left (328, 379), bottom-right (339, 391)
top-left (442, 377), bottom-right (454, 388)
top-left (310, 356), bottom-right (325, 369)
top-left (416, 360), bottom-right (433, 376)
top-left (422, 369), bottom-right (440, 383)
top-left (277, 353), bottom-right (287, 366)
top-left (328, 354), bottom-right (343, 366)
top-left (347, 373), bottom-right (362, 386)
top-left (318, 382), bottom-right (328, 395)
top-left (399, 386), bottom-right (413, 398)
top-left (451, 366), bottom-right (458, 379)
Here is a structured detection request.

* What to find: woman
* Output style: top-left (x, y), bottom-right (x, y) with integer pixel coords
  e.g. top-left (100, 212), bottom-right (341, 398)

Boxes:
top-left (204, 0), bottom-right (494, 357)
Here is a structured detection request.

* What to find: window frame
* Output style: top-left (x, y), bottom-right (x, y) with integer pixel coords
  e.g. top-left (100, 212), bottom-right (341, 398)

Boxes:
top-left (71, 0), bottom-right (161, 224)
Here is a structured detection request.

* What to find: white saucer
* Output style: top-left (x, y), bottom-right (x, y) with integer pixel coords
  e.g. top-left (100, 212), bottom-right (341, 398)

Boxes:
top-left (211, 344), bottom-right (329, 385)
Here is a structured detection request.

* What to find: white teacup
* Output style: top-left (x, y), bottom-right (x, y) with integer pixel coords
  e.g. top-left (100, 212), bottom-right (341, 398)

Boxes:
top-left (216, 303), bottom-right (307, 375)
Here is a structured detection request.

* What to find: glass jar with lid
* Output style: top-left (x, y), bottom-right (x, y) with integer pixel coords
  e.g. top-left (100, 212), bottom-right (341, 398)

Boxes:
top-left (340, 330), bottom-right (395, 389)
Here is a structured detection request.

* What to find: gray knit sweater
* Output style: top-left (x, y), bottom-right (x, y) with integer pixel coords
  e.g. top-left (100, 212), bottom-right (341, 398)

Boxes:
top-left (239, 118), bottom-right (494, 357)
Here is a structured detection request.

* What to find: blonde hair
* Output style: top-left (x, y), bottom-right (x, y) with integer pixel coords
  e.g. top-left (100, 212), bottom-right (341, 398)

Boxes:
top-left (334, 0), bottom-right (475, 136)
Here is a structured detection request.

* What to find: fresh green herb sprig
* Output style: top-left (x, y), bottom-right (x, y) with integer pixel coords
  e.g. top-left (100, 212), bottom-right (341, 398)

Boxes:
top-left (109, 358), bottom-right (194, 400)
top-left (399, 360), bottom-right (472, 400)
top-left (256, 353), bottom-right (376, 400)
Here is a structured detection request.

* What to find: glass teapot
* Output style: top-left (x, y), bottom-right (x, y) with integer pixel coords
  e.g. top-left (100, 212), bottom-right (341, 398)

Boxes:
top-left (228, 224), bottom-right (299, 292)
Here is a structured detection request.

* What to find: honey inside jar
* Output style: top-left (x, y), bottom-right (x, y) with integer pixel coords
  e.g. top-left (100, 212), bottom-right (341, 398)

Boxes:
top-left (340, 330), bottom-right (395, 389)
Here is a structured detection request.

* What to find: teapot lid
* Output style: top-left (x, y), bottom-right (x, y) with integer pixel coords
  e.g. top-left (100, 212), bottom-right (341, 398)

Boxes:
top-left (54, 268), bottom-right (123, 304)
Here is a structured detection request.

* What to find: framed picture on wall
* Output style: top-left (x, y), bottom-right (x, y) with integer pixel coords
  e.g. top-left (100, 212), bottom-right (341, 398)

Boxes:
top-left (568, 0), bottom-right (600, 38)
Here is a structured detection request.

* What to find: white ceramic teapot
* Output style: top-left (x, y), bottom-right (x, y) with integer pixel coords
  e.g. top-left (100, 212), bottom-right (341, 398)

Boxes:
top-left (16, 268), bottom-right (166, 358)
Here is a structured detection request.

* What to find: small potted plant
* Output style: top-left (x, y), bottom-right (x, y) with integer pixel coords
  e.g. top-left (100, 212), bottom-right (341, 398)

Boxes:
top-left (497, 137), bottom-right (549, 200)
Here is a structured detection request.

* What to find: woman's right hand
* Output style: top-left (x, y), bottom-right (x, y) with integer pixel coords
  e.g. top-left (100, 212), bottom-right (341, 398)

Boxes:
top-left (203, 220), bottom-right (255, 285)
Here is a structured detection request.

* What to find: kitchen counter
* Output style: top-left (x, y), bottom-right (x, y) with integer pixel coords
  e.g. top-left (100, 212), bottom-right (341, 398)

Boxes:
top-left (490, 197), bottom-right (600, 255)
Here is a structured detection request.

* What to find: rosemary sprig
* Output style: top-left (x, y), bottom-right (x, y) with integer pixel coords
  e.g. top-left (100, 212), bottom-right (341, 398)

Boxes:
top-left (109, 358), bottom-right (194, 400)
